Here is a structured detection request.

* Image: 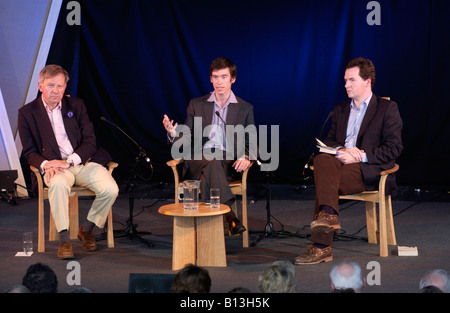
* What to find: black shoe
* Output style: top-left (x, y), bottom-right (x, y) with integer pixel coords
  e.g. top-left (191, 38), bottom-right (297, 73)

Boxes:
top-left (229, 218), bottom-right (246, 235)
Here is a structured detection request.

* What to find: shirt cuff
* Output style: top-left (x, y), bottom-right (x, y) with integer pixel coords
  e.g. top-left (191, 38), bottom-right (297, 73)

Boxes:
top-left (69, 153), bottom-right (82, 166)
top-left (362, 152), bottom-right (368, 163)
top-left (40, 160), bottom-right (48, 174)
top-left (167, 133), bottom-right (175, 143)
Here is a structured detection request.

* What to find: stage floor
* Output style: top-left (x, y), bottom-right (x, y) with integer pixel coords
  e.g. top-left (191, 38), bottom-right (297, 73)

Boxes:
top-left (0, 183), bottom-right (449, 293)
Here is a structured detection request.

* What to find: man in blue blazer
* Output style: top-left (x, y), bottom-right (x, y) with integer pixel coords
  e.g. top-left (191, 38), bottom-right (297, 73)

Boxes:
top-left (295, 58), bottom-right (403, 265)
top-left (18, 65), bottom-right (119, 259)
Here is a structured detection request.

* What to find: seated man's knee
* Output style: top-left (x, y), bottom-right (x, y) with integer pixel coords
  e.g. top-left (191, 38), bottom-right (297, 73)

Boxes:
top-left (47, 174), bottom-right (73, 193)
top-left (313, 153), bottom-right (335, 166)
top-left (104, 181), bottom-right (119, 199)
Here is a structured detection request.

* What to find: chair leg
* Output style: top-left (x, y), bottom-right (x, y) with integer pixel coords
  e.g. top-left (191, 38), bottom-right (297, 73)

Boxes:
top-left (49, 211), bottom-right (58, 242)
top-left (107, 208), bottom-right (114, 248)
top-left (378, 198), bottom-right (388, 257)
top-left (365, 202), bottom-right (378, 244)
top-left (38, 198), bottom-right (45, 252)
top-left (385, 196), bottom-right (397, 246)
top-left (68, 195), bottom-right (79, 240)
top-left (242, 192), bottom-right (249, 248)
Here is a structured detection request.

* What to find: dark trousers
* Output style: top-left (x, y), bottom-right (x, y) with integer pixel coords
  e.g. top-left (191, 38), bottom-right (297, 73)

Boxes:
top-left (184, 151), bottom-right (237, 223)
top-left (310, 154), bottom-right (366, 245)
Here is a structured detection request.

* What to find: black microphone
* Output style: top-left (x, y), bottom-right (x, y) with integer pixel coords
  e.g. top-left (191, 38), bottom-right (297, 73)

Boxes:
top-left (303, 111), bottom-right (334, 176)
top-left (100, 116), bottom-right (152, 165)
top-left (319, 111), bottom-right (333, 140)
top-left (214, 111), bottom-right (261, 166)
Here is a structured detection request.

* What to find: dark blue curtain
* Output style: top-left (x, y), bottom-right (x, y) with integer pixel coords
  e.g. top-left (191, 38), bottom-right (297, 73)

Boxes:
top-left (47, 0), bottom-right (450, 186)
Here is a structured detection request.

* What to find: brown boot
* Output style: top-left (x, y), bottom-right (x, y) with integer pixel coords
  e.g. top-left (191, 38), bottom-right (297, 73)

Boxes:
top-left (57, 242), bottom-right (74, 259)
top-left (77, 227), bottom-right (98, 251)
top-left (310, 211), bottom-right (341, 233)
top-left (295, 244), bottom-right (333, 265)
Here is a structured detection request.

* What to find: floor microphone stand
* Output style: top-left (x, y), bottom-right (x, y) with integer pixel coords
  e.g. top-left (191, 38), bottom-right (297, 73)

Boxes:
top-left (113, 149), bottom-right (153, 247)
top-left (250, 169), bottom-right (304, 247)
top-left (98, 116), bottom-right (153, 247)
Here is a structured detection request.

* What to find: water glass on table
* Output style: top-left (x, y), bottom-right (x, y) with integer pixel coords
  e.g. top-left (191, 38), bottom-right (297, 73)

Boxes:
top-left (210, 188), bottom-right (220, 209)
top-left (23, 232), bottom-right (33, 255)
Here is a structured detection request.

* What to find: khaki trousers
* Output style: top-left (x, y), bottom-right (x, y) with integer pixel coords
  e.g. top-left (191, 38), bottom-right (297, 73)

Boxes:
top-left (45, 162), bottom-right (119, 232)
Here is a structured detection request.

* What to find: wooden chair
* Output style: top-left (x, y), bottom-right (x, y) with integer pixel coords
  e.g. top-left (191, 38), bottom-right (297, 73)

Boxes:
top-left (166, 159), bottom-right (252, 248)
top-left (338, 164), bottom-right (399, 257)
top-left (30, 161), bottom-right (118, 253)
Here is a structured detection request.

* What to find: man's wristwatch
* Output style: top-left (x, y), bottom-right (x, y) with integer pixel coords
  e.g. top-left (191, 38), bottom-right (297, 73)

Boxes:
top-left (66, 157), bottom-right (74, 167)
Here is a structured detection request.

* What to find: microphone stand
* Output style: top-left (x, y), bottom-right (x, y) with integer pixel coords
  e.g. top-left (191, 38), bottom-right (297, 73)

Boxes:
top-left (250, 165), bottom-right (305, 247)
top-left (99, 116), bottom-right (153, 247)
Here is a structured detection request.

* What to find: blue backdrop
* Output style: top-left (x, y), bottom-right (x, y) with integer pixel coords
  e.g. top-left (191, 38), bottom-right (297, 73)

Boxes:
top-left (46, 0), bottom-right (450, 186)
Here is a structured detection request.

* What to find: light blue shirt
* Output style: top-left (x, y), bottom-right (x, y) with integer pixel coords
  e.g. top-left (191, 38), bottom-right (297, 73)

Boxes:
top-left (345, 93), bottom-right (372, 162)
top-left (203, 91), bottom-right (238, 151)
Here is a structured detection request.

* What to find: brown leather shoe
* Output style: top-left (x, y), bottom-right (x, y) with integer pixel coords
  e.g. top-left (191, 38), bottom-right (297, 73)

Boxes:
top-left (57, 242), bottom-right (74, 259)
top-left (310, 211), bottom-right (341, 233)
top-left (77, 228), bottom-right (98, 251)
top-left (295, 244), bottom-right (333, 265)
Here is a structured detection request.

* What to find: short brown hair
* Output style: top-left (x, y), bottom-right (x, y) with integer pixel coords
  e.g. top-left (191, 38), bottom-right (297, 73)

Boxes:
top-left (346, 57), bottom-right (376, 88)
top-left (172, 264), bottom-right (211, 293)
top-left (39, 65), bottom-right (70, 84)
top-left (209, 57), bottom-right (237, 78)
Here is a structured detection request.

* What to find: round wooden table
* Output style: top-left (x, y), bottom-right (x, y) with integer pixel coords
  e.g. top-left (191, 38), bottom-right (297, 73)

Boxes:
top-left (158, 202), bottom-right (230, 270)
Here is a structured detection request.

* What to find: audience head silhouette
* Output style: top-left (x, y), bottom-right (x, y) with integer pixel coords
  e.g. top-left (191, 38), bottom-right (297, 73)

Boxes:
top-left (257, 260), bottom-right (297, 293)
top-left (22, 263), bottom-right (58, 293)
top-left (172, 264), bottom-right (211, 293)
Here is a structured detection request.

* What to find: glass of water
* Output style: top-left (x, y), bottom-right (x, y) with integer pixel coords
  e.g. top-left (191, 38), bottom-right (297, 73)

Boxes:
top-left (210, 188), bottom-right (220, 209)
top-left (23, 232), bottom-right (33, 255)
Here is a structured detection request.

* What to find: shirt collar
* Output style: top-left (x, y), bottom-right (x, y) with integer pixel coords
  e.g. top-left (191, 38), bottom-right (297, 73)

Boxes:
top-left (207, 90), bottom-right (238, 106)
top-left (42, 95), bottom-right (62, 112)
top-left (350, 92), bottom-right (372, 110)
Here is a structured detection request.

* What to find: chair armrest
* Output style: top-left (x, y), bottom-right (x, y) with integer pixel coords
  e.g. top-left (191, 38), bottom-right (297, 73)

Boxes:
top-left (106, 161), bottom-right (119, 174)
top-left (167, 159), bottom-right (184, 188)
top-left (30, 165), bottom-right (45, 197)
top-left (30, 165), bottom-right (40, 175)
top-left (166, 159), bottom-right (184, 168)
top-left (380, 164), bottom-right (399, 176)
top-left (378, 164), bottom-right (399, 195)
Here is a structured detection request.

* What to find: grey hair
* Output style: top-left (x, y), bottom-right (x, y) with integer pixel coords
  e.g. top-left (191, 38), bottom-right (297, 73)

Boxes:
top-left (39, 64), bottom-right (69, 84)
top-left (419, 269), bottom-right (449, 293)
top-left (330, 261), bottom-right (364, 291)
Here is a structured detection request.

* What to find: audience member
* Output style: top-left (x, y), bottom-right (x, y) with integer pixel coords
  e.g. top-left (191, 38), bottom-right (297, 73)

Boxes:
top-left (68, 287), bottom-right (93, 293)
top-left (257, 260), bottom-right (297, 293)
top-left (22, 263), bottom-right (58, 293)
top-left (4, 285), bottom-right (30, 293)
top-left (172, 264), bottom-right (211, 293)
top-left (329, 261), bottom-right (365, 293)
top-left (228, 287), bottom-right (252, 293)
top-left (419, 285), bottom-right (443, 293)
top-left (419, 269), bottom-right (449, 293)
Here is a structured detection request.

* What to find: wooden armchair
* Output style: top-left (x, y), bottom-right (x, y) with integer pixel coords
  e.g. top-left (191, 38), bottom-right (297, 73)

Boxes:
top-left (166, 159), bottom-right (252, 247)
top-left (30, 161), bottom-right (118, 252)
top-left (339, 164), bottom-right (399, 257)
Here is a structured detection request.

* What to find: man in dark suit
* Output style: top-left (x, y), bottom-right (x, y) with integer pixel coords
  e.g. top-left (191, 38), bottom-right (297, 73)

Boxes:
top-left (163, 57), bottom-right (255, 235)
top-left (18, 65), bottom-right (119, 259)
top-left (295, 58), bottom-right (403, 265)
